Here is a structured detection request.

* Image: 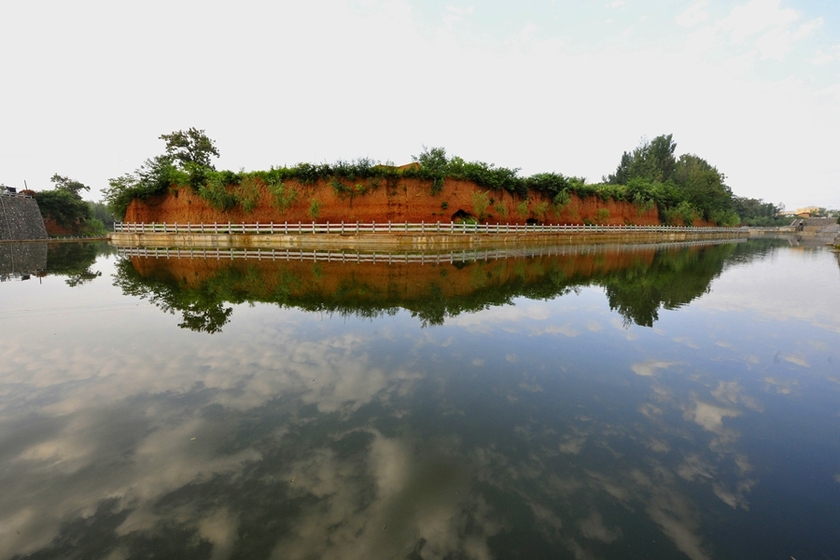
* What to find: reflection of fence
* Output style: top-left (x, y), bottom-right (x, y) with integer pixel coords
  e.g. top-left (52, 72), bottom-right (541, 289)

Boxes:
top-left (114, 221), bottom-right (743, 235)
top-left (116, 238), bottom-right (744, 264)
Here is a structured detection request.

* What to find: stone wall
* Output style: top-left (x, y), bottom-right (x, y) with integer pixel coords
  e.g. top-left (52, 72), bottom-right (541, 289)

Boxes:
top-left (0, 195), bottom-right (48, 240)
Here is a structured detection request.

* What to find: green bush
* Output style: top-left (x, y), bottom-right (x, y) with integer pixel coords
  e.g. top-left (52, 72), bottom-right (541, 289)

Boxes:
top-left (236, 177), bottom-right (261, 213)
top-left (308, 198), bottom-right (320, 219)
top-left (266, 179), bottom-right (297, 212)
top-left (472, 191), bottom-right (490, 220)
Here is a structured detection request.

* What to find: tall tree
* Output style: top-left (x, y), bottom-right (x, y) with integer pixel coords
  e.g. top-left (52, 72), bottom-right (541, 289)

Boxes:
top-left (673, 154), bottom-right (732, 220)
top-left (606, 134), bottom-right (676, 184)
top-left (159, 127), bottom-right (219, 170)
top-left (50, 174), bottom-right (90, 196)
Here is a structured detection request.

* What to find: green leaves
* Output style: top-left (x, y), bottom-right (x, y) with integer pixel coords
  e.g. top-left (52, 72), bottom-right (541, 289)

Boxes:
top-left (606, 134), bottom-right (738, 225)
top-left (159, 128), bottom-right (219, 170)
top-left (50, 174), bottom-right (90, 196)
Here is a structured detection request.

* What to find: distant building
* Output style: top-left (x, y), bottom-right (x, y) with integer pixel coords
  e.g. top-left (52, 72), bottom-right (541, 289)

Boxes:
top-left (794, 206), bottom-right (822, 218)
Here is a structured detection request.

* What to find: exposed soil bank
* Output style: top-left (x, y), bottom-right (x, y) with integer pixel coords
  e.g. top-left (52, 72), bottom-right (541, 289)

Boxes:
top-left (125, 177), bottom-right (665, 226)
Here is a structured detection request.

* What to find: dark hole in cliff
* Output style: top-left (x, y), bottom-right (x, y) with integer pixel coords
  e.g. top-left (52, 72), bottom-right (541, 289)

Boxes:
top-left (526, 218), bottom-right (541, 225)
top-left (451, 209), bottom-right (474, 222)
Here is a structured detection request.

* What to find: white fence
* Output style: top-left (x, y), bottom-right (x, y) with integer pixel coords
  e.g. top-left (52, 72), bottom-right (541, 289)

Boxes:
top-left (114, 221), bottom-right (744, 235)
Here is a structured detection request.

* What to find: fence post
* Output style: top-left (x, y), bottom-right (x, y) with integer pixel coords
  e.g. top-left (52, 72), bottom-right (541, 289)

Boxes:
top-left (341, 221), bottom-right (344, 234)
top-left (356, 221), bottom-right (359, 234)
top-left (372, 220), bottom-right (376, 233)
top-left (388, 220), bottom-right (391, 233)
top-left (437, 221), bottom-right (440, 233)
top-left (326, 220), bottom-right (329, 234)
top-left (421, 221), bottom-right (424, 234)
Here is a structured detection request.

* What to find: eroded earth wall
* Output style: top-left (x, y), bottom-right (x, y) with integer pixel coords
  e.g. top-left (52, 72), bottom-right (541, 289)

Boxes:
top-left (124, 178), bottom-right (663, 226)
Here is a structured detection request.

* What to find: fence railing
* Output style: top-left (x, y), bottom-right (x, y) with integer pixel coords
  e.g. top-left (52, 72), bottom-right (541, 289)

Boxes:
top-left (0, 192), bottom-right (34, 199)
top-left (115, 237), bottom-right (744, 264)
top-left (114, 221), bottom-right (745, 235)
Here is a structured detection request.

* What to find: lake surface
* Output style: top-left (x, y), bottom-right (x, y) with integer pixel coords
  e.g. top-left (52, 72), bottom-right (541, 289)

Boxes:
top-left (1, 239), bottom-right (839, 560)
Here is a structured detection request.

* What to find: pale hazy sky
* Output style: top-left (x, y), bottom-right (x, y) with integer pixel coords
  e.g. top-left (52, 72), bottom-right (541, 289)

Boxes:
top-left (1, 0), bottom-right (838, 210)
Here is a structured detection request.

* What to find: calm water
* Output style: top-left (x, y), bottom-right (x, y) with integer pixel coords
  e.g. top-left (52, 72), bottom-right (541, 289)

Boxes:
top-left (1, 239), bottom-right (839, 560)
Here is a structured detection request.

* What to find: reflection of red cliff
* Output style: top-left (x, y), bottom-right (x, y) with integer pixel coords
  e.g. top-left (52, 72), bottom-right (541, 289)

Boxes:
top-left (130, 247), bottom-right (657, 302)
top-left (124, 178), bottom-right (663, 226)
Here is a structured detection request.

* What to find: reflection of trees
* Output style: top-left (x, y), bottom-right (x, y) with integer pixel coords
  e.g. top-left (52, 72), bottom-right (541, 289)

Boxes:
top-left (601, 239), bottom-right (793, 327)
top-left (113, 259), bottom-right (233, 333)
top-left (113, 241), bottom-right (782, 333)
top-left (45, 242), bottom-right (114, 287)
top-left (601, 244), bottom-right (733, 327)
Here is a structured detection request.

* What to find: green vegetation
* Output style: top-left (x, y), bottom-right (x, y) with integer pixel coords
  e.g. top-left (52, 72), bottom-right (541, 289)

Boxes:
top-left (45, 242), bottom-right (114, 286)
top-left (308, 198), bottom-right (321, 219)
top-left (472, 191), bottom-right (490, 220)
top-left (731, 197), bottom-right (789, 226)
top-left (604, 134), bottom-right (740, 226)
top-left (266, 178), bottom-right (298, 212)
top-left (88, 201), bottom-right (116, 228)
top-left (34, 174), bottom-right (107, 236)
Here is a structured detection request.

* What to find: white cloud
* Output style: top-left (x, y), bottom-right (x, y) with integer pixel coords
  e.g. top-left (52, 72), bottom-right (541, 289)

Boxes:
top-left (811, 44), bottom-right (840, 66)
top-left (718, 0), bottom-right (799, 46)
top-left (684, 401), bottom-right (740, 433)
top-left (676, 2), bottom-right (709, 28)
top-left (631, 359), bottom-right (679, 377)
top-left (753, 17), bottom-right (822, 60)
top-left (443, 4), bottom-right (474, 28)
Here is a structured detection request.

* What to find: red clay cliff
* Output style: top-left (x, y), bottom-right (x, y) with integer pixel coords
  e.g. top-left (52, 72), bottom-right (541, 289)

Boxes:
top-left (125, 177), bottom-right (663, 226)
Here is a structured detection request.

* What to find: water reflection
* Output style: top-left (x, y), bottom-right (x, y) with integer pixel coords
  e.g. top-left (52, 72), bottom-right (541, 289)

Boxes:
top-left (1, 239), bottom-right (838, 560)
top-left (0, 242), bottom-right (46, 281)
top-left (113, 240), bottom-right (788, 331)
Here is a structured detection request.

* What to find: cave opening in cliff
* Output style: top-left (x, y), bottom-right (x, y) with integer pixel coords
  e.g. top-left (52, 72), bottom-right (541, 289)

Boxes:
top-left (450, 209), bottom-right (475, 223)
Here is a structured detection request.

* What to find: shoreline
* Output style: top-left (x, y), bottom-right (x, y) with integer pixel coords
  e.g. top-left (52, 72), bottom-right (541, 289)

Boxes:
top-left (109, 229), bottom-right (747, 250)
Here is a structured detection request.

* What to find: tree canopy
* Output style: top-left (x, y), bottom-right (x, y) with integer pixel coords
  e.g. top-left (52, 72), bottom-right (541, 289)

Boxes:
top-left (159, 127), bottom-right (219, 170)
top-left (34, 174), bottom-right (105, 235)
top-left (605, 134), bottom-right (739, 226)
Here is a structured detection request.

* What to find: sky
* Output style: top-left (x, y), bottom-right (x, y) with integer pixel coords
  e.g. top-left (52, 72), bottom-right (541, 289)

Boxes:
top-left (1, 0), bottom-right (839, 210)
